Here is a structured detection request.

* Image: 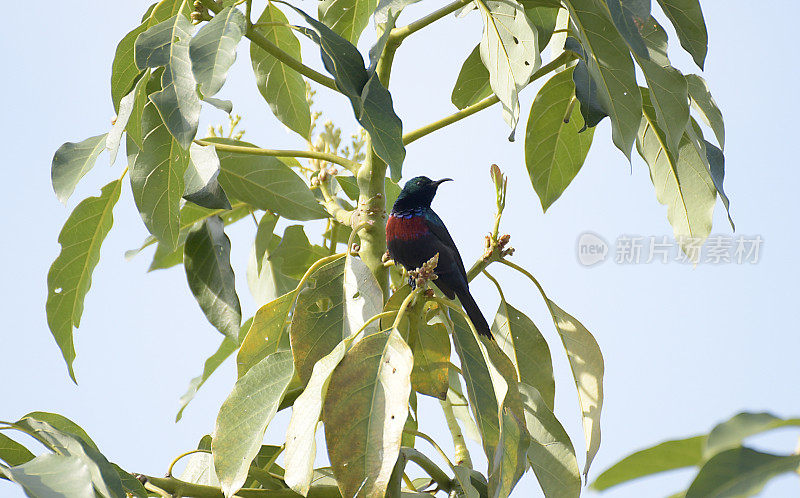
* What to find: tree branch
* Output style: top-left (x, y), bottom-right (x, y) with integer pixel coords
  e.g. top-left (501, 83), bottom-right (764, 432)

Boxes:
top-left (388, 0), bottom-right (472, 43)
top-left (403, 51), bottom-right (577, 145)
top-left (196, 0), bottom-right (339, 92)
top-left (141, 476), bottom-right (341, 497)
top-left (194, 139), bottom-right (360, 173)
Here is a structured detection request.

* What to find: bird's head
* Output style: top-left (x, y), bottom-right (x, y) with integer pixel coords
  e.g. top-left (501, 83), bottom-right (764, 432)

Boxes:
top-left (393, 176), bottom-right (452, 211)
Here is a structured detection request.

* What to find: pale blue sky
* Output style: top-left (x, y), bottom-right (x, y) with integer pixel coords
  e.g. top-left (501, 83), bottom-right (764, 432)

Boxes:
top-left (2, 1), bottom-right (798, 497)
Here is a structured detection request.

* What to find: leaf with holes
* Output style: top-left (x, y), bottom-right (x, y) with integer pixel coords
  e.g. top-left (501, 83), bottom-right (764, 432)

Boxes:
top-left (46, 180), bottom-right (121, 381)
top-left (475, 0), bottom-right (540, 138)
top-left (323, 329), bottom-right (413, 498)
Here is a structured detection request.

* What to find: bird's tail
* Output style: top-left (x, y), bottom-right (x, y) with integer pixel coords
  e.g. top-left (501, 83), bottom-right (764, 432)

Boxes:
top-left (455, 287), bottom-right (493, 339)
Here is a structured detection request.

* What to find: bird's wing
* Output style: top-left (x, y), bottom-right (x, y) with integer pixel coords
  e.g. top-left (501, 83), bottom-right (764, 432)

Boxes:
top-left (424, 210), bottom-right (469, 281)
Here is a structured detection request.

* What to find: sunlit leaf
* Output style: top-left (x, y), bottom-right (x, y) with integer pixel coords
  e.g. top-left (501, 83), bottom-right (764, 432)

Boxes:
top-left (686, 74), bottom-right (724, 148)
top-left (525, 66), bottom-right (594, 212)
top-left (213, 351), bottom-right (294, 497)
top-left (51, 134), bottom-right (108, 204)
top-left (269, 225), bottom-right (327, 279)
top-left (474, 0), bottom-right (540, 138)
top-left (237, 292), bottom-right (294, 378)
top-left (704, 412), bottom-right (800, 459)
top-left (19, 412), bottom-right (98, 451)
top-left (0, 434), bottom-right (34, 467)
top-left (46, 180), bottom-right (122, 381)
top-left (343, 254), bottom-right (384, 339)
top-left (319, 0), bottom-right (377, 45)
top-left (107, 72), bottom-right (148, 165)
top-left (323, 329), bottom-right (413, 498)
top-left (190, 6), bottom-right (246, 97)
top-left (489, 408), bottom-right (530, 498)
top-left (547, 299), bottom-right (604, 477)
top-left (409, 309), bottom-right (450, 399)
top-left (0, 454), bottom-right (94, 498)
top-left (519, 383), bottom-right (581, 497)
top-left (451, 45), bottom-right (492, 110)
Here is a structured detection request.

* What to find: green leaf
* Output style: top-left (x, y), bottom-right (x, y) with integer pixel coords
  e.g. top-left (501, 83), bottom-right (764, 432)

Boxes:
top-left (704, 412), bottom-right (800, 459)
top-left (637, 89), bottom-right (716, 260)
top-left (112, 463), bottom-right (148, 498)
top-left (255, 212), bottom-right (278, 272)
top-left (343, 254), bottom-right (384, 338)
top-left (176, 334), bottom-right (241, 422)
top-left (474, 0), bottom-right (541, 138)
top-left (290, 258), bottom-right (348, 384)
top-left (519, 384), bottom-right (581, 498)
top-left (0, 454), bottom-right (94, 498)
top-left (46, 179), bottom-right (122, 381)
top-left (14, 418), bottom-right (124, 498)
top-left (703, 140), bottom-right (734, 230)
top-left (0, 434), bottom-right (34, 467)
top-left (250, 3), bottom-right (311, 138)
top-left (547, 299), bottom-right (604, 477)
top-left (126, 70), bottom-right (155, 148)
top-left (568, 38), bottom-right (608, 130)
top-left (410, 311), bottom-right (450, 399)
top-left (451, 45), bottom-right (492, 110)
top-left (285, 4), bottom-right (405, 179)
top-left (51, 134), bottom-right (108, 204)
top-left (336, 175), bottom-right (401, 208)
top-left (451, 312), bottom-right (501, 461)
top-left (135, 14), bottom-right (201, 149)
top-left (492, 301), bottom-right (555, 408)
top-left (489, 409), bottom-right (530, 498)
top-left (284, 335), bottom-right (352, 495)
top-left (605, 0), bottom-right (650, 59)
top-left (110, 0), bottom-right (188, 111)
top-left (183, 143), bottom-right (231, 210)
top-left (319, 0), bottom-right (377, 45)
top-left (634, 17), bottom-right (690, 156)
top-left (323, 329), bottom-right (413, 498)
top-left (130, 101), bottom-right (189, 250)
top-left (524, 66), bottom-right (594, 212)
top-left (184, 216), bottom-right (242, 340)
top-left (205, 140), bottom-right (326, 220)
top-left (269, 225), bottom-right (326, 279)
top-left (248, 231), bottom-right (298, 307)
top-left (654, 0), bottom-right (707, 69)
top-left (685, 74), bottom-right (724, 148)
top-left (591, 436), bottom-right (705, 490)
top-left (526, 6), bottom-right (559, 49)
top-left (107, 72), bottom-right (148, 165)
top-left (213, 350), bottom-right (294, 497)
top-left (375, 0), bottom-right (419, 24)
top-left (686, 448), bottom-right (800, 498)
top-left (566, 0), bottom-right (642, 158)
top-left (237, 292), bottom-right (294, 378)
top-left (190, 6), bottom-right (246, 97)
top-left (19, 413), bottom-right (98, 451)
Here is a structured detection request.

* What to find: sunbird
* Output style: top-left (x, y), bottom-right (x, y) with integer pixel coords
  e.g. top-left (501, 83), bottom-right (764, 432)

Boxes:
top-left (386, 176), bottom-right (492, 339)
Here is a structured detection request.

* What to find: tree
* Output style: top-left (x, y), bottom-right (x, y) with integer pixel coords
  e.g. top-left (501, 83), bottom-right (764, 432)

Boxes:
top-left (1, 0), bottom-right (732, 497)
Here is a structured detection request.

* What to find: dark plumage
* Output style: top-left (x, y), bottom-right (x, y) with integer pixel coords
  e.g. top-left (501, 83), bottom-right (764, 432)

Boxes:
top-left (386, 176), bottom-right (492, 339)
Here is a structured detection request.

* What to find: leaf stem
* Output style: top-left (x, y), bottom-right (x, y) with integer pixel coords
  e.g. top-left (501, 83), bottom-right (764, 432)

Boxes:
top-left (408, 430), bottom-right (455, 471)
top-left (196, 0), bottom-right (338, 92)
top-left (403, 51), bottom-right (577, 145)
top-left (141, 475), bottom-right (342, 497)
top-left (439, 398), bottom-right (473, 467)
top-left (482, 270), bottom-right (505, 303)
top-left (194, 139), bottom-right (360, 173)
top-left (167, 449), bottom-right (211, 477)
top-left (392, 288), bottom-right (423, 330)
top-left (399, 447), bottom-right (453, 493)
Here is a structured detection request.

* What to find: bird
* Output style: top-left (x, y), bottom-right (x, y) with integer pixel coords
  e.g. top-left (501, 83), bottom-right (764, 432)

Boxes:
top-left (386, 176), bottom-right (492, 339)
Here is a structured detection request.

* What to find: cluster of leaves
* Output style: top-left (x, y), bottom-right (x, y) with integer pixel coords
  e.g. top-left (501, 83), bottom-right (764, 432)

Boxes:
top-left (33, 0), bottom-right (732, 497)
top-left (591, 412), bottom-right (800, 497)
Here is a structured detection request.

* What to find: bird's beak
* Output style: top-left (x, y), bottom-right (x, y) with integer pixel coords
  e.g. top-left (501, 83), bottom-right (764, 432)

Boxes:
top-left (433, 178), bottom-right (453, 187)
